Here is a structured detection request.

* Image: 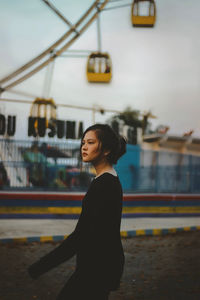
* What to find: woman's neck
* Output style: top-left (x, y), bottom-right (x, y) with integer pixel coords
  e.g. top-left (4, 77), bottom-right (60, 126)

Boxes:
top-left (93, 160), bottom-right (113, 177)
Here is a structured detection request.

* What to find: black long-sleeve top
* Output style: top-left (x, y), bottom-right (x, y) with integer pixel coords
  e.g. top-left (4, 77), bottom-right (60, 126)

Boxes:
top-left (28, 173), bottom-right (125, 291)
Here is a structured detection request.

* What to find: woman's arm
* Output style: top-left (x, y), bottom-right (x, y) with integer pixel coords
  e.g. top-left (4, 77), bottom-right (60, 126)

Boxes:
top-left (28, 215), bottom-right (83, 279)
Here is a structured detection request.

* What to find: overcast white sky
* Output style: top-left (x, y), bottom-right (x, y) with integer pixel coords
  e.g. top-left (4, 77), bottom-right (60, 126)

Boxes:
top-left (0, 0), bottom-right (200, 139)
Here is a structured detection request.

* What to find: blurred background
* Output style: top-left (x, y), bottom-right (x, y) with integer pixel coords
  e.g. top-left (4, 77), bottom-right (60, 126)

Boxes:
top-left (1, 0), bottom-right (200, 195)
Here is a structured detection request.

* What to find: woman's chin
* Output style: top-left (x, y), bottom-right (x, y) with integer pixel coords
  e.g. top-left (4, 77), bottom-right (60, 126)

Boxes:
top-left (82, 157), bottom-right (90, 163)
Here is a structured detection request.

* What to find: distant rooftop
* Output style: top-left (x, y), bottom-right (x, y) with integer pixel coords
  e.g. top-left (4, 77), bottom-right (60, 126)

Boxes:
top-left (142, 133), bottom-right (200, 155)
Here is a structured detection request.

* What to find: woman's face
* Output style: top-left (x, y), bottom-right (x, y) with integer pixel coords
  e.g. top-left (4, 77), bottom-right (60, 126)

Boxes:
top-left (81, 130), bottom-right (102, 163)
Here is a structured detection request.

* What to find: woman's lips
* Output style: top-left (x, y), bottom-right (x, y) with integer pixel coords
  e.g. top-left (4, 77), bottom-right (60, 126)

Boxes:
top-left (82, 153), bottom-right (88, 156)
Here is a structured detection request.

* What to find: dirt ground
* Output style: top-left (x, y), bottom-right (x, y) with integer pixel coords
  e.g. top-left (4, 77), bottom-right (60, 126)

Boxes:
top-left (1, 231), bottom-right (200, 300)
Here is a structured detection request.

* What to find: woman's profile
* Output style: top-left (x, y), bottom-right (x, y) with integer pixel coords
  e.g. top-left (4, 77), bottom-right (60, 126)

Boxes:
top-left (28, 123), bottom-right (127, 300)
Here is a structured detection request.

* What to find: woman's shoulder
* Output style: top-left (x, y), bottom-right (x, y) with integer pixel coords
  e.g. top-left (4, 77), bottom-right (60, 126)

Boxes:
top-left (92, 172), bottom-right (121, 190)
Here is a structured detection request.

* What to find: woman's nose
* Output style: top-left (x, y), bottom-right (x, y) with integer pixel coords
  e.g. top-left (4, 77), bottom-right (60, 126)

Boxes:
top-left (82, 143), bottom-right (87, 150)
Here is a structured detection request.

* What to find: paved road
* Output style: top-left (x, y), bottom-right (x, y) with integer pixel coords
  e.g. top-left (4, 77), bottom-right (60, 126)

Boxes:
top-left (1, 217), bottom-right (200, 239)
top-left (1, 230), bottom-right (200, 300)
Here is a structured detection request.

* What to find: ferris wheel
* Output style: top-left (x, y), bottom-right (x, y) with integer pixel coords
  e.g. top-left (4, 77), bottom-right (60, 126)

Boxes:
top-left (0, 0), bottom-right (156, 91)
top-left (0, 0), bottom-right (157, 128)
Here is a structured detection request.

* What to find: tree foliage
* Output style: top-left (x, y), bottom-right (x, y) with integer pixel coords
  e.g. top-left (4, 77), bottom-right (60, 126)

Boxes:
top-left (112, 106), bottom-right (143, 128)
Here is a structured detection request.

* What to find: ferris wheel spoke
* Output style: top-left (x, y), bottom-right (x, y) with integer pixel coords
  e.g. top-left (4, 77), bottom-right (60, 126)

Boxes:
top-left (41, 0), bottom-right (79, 34)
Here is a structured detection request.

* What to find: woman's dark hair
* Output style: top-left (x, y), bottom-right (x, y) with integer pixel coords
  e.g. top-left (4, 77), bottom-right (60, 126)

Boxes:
top-left (81, 124), bottom-right (126, 164)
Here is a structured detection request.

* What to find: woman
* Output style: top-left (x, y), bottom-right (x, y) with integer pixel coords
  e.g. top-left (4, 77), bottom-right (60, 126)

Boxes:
top-left (28, 124), bottom-right (126, 300)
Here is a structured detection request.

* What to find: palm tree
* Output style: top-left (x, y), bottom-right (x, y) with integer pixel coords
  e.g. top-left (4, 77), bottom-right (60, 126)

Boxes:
top-left (108, 107), bottom-right (155, 144)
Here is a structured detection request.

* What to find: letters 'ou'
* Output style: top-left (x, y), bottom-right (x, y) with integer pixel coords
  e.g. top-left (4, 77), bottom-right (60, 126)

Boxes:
top-left (0, 114), bottom-right (16, 136)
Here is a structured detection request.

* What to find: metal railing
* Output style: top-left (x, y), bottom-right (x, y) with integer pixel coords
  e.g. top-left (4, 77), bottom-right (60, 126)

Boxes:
top-left (1, 139), bottom-right (200, 193)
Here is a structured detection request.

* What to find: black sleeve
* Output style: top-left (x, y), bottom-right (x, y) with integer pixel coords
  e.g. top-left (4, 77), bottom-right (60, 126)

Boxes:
top-left (28, 215), bottom-right (82, 279)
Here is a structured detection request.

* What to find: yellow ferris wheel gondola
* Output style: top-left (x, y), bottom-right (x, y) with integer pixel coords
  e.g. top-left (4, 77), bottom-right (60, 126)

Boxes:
top-left (30, 97), bottom-right (57, 129)
top-left (132, 0), bottom-right (156, 27)
top-left (87, 52), bottom-right (112, 83)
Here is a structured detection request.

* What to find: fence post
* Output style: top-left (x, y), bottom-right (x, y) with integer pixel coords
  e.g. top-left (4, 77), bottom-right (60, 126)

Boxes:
top-left (155, 151), bottom-right (160, 193)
